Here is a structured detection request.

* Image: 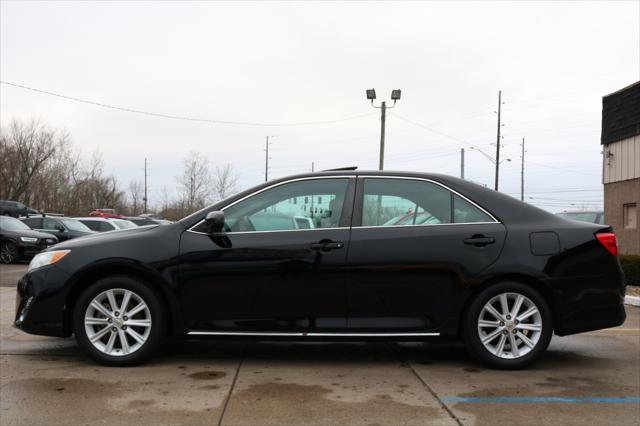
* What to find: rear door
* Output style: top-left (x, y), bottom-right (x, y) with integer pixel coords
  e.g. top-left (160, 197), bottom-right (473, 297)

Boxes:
top-left (345, 176), bottom-right (507, 332)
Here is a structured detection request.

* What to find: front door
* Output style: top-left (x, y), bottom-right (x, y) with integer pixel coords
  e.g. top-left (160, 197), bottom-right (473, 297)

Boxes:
top-left (345, 177), bottom-right (507, 332)
top-left (178, 177), bottom-right (355, 333)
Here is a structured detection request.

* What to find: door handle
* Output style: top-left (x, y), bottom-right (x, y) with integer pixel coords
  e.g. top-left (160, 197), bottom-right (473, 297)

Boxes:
top-left (310, 240), bottom-right (344, 252)
top-left (463, 235), bottom-right (496, 247)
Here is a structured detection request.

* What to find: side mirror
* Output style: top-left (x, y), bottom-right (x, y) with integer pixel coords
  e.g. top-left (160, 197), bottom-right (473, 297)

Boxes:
top-left (204, 211), bottom-right (225, 234)
top-left (56, 225), bottom-right (66, 232)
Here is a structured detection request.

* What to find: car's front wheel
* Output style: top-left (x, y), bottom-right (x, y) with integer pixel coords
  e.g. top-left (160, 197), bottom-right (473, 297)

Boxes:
top-left (0, 242), bottom-right (18, 264)
top-left (462, 282), bottom-right (552, 369)
top-left (73, 276), bottom-right (165, 366)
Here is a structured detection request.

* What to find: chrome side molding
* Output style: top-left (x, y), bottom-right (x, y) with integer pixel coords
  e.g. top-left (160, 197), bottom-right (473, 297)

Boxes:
top-left (187, 331), bottom-right (440, 337)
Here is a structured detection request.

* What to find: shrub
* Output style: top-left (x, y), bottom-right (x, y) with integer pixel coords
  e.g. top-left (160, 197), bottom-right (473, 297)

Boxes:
top-left (620, 255), bottom-right (640, 286)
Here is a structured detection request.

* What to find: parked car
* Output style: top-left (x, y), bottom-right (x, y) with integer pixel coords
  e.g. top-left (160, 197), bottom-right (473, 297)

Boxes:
top-left (0, 200), bottom-right (38, 218)
top-left (76, 217), bottom-right (138, 232)
top-left (0, 216), bottom-right (58, 263)
top-left (14, 170), bottom-right (625, 369)
top-left (89, 209), bottom-right (123, 218)
top-left (20, 215), bottom-right (96, 241)
top-left (123, 216), bottom-right (162, 226)
top-left (556, 210), bottom-right (605, 224)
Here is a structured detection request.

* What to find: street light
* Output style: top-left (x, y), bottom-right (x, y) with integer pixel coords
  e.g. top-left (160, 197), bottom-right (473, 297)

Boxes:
top-left (470, 146), bottom-right (511, 167)
top-left (366, 89), bottom-right (377, 101)
top-left (366, 88), bottom-right (401, 170)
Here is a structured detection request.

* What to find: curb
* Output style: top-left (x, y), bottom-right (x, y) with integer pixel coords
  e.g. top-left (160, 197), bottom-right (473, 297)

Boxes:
top-left (625, 295), bottom-right (640, 307)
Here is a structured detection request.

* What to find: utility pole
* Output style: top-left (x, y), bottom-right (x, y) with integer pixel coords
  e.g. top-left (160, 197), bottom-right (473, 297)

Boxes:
top-left (311, 162), bottom-right (315, 172)
top-left (264, 136), bottom-right (271, 182)
top-left (494, 90), bottom-right (502, 191)
top-left (143, 158), bottom-right (148, 214)
top-left (379, 101), bottom-right (386, 170)
top-left (520, 137), bottom-right (525, 202)
top-left (460, 148), bottom-right (465, 179)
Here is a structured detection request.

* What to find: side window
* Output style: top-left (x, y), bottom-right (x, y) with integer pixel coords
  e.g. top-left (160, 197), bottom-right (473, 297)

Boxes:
top-left (362, 178), bottom-right (451, 226)
top-left (361, 178), bottom-right (494, 226)
top-left (43, 218), bottom-right (62, 230)
top-left (81, 221), bottom-right (100, 232)
top-left (453, 194), bottom-right (494, 223)
top-left (22, 218), bottom-right (41, 228)
top-left (100, 222), bottom-right (116, 232)
top-left (218, 178), bottom-right (349, 232)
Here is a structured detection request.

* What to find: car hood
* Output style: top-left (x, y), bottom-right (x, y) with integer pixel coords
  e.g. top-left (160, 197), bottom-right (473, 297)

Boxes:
top-left (5, 229), bottom-right (58, 240)
top-left (54, 225), bottom-right (159, 249)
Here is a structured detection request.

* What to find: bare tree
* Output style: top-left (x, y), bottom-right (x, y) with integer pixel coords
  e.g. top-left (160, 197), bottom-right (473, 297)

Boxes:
top-left (212, 163), bottom-right (239, 202)
top-left (128, 179), bottom-right (144, 215)
top-left (0, 119), bottom-right (68, 202)
top-left (178, 151), bottom-right (211, 212)
top-left (0, 119), bottom-right (126, 216)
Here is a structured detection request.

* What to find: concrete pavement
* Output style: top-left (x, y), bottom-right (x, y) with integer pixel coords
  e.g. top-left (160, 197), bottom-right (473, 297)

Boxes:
top-left (0, 264), bottom-right (638, 426)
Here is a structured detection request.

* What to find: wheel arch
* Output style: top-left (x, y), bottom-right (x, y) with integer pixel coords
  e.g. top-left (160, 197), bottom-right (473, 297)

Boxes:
top-left (63, 260), bottom-right (184, 337)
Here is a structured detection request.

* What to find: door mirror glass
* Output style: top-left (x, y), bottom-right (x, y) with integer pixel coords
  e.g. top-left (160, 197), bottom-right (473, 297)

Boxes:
top-left (205, 211), bottom-right (225, 234)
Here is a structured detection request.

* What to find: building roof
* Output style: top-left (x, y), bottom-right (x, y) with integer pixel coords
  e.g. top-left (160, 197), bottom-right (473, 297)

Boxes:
top-left (601, 80), bottom-right (640, 145)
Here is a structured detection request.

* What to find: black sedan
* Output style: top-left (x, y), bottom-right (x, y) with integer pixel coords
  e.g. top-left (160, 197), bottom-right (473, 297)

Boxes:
top-left (14, 171), bottom-right (625, 368)
top-left (0, 200), bottom-right (38, 218)
top-left (20, 215), bottom-right (95, 241)
top-left (0, 216), bottom-right (58, 263)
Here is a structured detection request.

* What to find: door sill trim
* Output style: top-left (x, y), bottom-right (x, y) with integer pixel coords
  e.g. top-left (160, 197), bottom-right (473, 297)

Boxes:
top-left (187, 331), bottom-right (440, 337)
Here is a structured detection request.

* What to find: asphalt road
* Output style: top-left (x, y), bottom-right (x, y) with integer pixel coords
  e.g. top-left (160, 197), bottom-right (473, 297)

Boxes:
top-left (1, 264), bottom-right (638, 426)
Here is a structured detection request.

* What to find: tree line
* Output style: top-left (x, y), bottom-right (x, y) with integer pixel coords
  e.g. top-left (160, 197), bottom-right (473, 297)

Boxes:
top-left (0, 119), bottom-right (239, 220)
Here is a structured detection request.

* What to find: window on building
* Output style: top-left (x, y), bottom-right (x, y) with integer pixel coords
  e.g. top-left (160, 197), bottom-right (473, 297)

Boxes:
top-left (623, 203), bottom-right (637, 229)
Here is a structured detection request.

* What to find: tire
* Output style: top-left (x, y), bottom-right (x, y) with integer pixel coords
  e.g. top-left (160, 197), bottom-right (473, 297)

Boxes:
top-left (73, 276), bottom-right (166, 366)
top-left (462, 281), bottom-right (553, 370)
top-left (0, 242), bottom-right (18, 264)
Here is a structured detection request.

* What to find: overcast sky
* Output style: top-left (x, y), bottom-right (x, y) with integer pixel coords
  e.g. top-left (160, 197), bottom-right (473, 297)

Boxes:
top-left (1, 1), bottom-right (639, 212)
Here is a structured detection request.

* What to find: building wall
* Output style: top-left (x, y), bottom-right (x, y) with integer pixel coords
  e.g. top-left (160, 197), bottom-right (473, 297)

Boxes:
top-left (603, 135), bottom-right (640, 184)
top-left (604, 178), bottom-right (640, 255)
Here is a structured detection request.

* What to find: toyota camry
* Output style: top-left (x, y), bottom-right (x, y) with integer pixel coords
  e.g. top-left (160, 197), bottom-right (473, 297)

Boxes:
top-left (14, 170), bottom-right (626, 369)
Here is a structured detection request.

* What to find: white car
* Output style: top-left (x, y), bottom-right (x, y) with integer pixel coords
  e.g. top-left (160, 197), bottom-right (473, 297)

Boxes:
top-left (75, 217), bottom-right (138, 232)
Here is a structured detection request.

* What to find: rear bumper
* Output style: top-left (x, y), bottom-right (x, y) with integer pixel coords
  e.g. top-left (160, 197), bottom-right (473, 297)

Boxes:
top-left (551, 270), bottom-right (627, 336)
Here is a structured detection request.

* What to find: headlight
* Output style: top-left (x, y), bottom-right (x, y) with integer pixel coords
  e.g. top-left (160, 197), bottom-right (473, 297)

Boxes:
top-left (28, 250), bottom-right (70, 272)
top-left (20, 237), bottom-right (38, 243)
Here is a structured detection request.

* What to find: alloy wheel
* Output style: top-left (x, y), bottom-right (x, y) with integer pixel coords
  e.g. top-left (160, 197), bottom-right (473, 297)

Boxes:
top-left (84, 288), bottom-right (152, 356)
top-left (477, 292), bottom-right (543, 359)
top-left (0, 243), bottom-right (17, 263)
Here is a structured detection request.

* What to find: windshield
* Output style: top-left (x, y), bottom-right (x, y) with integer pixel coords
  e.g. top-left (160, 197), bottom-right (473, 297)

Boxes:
top-left (61, 219), bottom-right (92, 232)
top-left (0, 216), bottom-right (32, 231)
top-left (111, 219), bottom-right (137, 229)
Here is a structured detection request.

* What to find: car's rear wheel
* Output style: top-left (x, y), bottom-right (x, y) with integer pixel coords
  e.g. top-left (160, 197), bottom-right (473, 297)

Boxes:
top-left (462, 282), bottom-right (552, 369)
top-left (0, 242), bottom-right (18, 264)
top-left (73, 276), bottom-right (165, 366)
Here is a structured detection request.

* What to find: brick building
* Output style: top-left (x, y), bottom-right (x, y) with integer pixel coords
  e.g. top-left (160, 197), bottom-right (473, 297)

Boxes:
top-left (601, 81), bottom-right (640, 255)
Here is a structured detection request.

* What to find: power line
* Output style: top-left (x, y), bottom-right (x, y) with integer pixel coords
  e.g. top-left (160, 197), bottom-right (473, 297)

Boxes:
top-left (0, 80), bottom-right (375, 127)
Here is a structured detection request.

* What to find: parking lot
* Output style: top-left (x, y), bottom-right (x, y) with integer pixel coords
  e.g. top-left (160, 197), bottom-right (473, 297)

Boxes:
top-left (0, 263), bottom-right (638, 426)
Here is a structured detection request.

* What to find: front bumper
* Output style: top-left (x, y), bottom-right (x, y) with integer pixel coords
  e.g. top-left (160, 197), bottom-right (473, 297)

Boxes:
top-left (16, 239), bottom-right (57, 259)
top-left (14, 265), bottom-right (72, 337)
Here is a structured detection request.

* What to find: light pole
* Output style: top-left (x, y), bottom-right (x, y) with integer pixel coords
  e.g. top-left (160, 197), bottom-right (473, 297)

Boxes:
top-left (367, 88), bottom-right (401, 170)
top-left (469, 146), bottom-right (511, 183)
top-left (264, 136), bottom-right (276, 182)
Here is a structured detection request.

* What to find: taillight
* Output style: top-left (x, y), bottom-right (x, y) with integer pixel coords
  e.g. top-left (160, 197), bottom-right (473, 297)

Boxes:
top-left (595, 232), bottom-right (618, 256)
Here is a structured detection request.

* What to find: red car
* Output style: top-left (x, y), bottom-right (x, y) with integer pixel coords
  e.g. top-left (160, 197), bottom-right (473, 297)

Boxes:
top-left (89, 209), bottom-right (123, 218)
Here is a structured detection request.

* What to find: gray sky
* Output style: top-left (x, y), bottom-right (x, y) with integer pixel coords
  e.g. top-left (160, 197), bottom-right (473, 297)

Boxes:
top-left (1, 1), bottom-right (639, 212)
